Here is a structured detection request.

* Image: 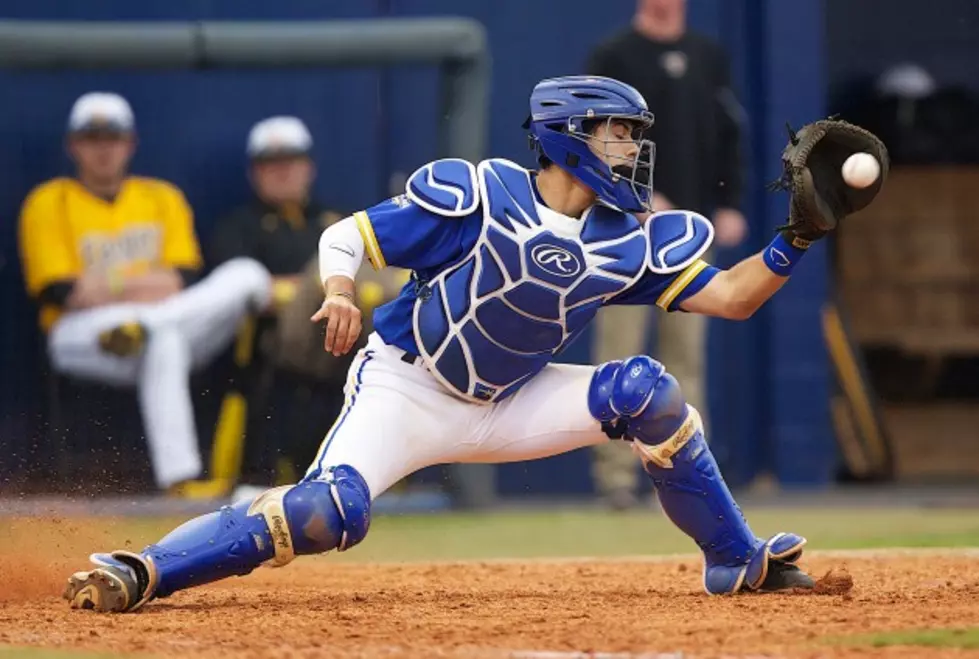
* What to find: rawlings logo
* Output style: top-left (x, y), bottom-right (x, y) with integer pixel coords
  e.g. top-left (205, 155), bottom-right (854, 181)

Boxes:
top-left (269, 515), bottom-right (291, 550)
top-left (531, 244), bottom-right (582, 278)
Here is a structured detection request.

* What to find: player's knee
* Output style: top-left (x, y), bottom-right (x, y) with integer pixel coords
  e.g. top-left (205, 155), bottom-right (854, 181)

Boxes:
top-left (589, 355), bottom-right (689, 445)
top-left (588, 360), bottom-right (624, 422)
top-left (215, 257), bottom-right (272, 295)
top-left (249, 464), bottom-right (372, 566)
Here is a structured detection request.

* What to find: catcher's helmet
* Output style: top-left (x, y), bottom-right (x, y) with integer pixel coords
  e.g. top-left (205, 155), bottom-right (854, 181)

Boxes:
top-left (526, 76), bottom-right (655, 213)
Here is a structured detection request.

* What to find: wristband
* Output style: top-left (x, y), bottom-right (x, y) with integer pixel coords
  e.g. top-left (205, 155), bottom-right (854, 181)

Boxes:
top-left (329, 290), bottom-right (355, 301)
top-left (762, 233), bottom-right (810, 277)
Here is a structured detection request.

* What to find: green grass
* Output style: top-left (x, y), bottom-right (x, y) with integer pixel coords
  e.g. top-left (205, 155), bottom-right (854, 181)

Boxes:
top-left (331, 506), bottom-right (979, 562)
top-left (19, 505), bottom-right (975, 564)
top-left (833, 628), bottom-right (979, 649)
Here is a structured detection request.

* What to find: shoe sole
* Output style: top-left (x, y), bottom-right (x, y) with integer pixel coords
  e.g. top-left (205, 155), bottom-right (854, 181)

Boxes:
top-left (64, 569), bottom-right (131, 613)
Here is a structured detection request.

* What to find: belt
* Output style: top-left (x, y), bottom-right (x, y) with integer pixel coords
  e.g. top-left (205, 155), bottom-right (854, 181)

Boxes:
top-left (399, 349), bottom-right (422, 366)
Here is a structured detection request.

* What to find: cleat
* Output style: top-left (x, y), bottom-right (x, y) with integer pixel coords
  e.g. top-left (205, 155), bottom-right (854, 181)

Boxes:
top-left (98, 322), bottom-right (146, 357)
top-left (64, 565), bottom-right (139, 613)
top-left (754, 560), bottom-right (815, 592)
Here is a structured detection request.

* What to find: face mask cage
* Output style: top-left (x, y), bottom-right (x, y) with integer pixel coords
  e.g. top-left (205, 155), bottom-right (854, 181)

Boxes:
top-left (567, 112), bottom-right (657, 212)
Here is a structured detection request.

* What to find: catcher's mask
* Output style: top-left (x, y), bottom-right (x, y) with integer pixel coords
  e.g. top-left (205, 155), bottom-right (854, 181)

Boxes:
top-left (525, 76), bottom-right (656, 214)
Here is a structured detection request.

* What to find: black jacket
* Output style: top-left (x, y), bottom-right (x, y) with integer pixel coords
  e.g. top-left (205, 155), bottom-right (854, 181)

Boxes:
top-left (209, 199), bottom-right (343, 275)
top-left (588, 28), bottom-right (744, 214)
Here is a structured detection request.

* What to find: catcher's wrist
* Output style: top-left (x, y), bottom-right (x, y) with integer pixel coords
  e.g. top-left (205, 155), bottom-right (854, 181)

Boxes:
top-left (763, 233), bottom-right (809, 277)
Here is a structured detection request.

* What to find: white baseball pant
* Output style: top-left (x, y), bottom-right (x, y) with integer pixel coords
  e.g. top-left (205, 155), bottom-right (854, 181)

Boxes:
top-left (48, 258), bottom-right (272, 488)
top-left (305, 332), bottom-right (611, 497)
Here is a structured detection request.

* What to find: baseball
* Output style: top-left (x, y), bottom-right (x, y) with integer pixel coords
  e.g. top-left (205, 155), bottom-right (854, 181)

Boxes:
top-left (841, 152), bottom-right (880, 189)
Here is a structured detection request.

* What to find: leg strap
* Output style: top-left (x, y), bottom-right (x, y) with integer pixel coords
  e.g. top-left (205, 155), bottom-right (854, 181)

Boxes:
top-left (636, 411), bottom-right (806, 594)
top-left (91, 464), bottom-right (371, 604)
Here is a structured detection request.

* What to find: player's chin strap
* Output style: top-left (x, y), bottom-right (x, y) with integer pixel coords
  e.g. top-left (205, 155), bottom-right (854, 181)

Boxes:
top-left (589, 357), bottom-right (808, 595)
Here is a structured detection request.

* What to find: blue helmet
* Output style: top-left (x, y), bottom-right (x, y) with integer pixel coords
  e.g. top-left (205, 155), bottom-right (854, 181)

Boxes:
top-left (526, 76), bottom-right (656, 213)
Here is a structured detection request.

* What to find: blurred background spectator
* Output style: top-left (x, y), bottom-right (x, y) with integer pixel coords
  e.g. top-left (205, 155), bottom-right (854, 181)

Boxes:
top-left (585, 0), bottom-right (748, 509)
top-left (17, 91), bottom-right (270, 496)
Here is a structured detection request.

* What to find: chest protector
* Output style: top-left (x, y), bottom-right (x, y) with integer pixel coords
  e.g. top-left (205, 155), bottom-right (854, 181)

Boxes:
top-left (410, 158), bottom-right (648, 403)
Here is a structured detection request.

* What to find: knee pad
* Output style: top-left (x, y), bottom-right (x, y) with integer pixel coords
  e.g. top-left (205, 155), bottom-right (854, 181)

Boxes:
top-left (252, 464), bottom-right (372, 566)
top-left (588, 355), bottom-right (688, 447)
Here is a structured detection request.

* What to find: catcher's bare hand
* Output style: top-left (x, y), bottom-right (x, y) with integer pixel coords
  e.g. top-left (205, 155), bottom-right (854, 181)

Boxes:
top-left (311, 292), bottom-right (362, 357)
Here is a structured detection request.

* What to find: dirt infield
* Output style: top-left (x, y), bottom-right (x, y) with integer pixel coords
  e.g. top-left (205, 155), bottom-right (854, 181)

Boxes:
top-left (3, 532), bottom-right (979, 659)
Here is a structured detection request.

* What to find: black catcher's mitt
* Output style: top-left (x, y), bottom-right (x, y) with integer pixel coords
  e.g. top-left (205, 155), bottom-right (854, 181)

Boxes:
top-left (770, 118), bottom-right (889, 243)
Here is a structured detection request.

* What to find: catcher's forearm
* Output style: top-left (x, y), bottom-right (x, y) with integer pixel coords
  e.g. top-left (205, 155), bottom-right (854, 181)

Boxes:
top-left (729, 233), bottom-right (811, 314)
top-left (682, 232), bottom-right (810, 319)
top-left (717, 253), bottom-right (791, 317)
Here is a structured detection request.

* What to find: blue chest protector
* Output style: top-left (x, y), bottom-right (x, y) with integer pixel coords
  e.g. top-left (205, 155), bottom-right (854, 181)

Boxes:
top-left (409, 158), bottom-right (648, 403)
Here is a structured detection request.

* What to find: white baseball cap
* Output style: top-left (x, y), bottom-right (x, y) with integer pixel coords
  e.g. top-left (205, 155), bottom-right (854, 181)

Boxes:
top-left (247, 116), bottom-right (313, 160)
top-left (67, 92), bottom-right (135, 134)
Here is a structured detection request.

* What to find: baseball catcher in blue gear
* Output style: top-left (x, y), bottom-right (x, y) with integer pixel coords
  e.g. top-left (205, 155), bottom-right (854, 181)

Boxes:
top-left (63, 75), bottom-right (888, 613)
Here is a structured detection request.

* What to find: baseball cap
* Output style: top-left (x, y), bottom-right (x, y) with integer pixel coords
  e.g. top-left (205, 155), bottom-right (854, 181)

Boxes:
top-left (67, 92), bottom-right (135, 135)
top-left (247, 116), bottom-right (313, 160)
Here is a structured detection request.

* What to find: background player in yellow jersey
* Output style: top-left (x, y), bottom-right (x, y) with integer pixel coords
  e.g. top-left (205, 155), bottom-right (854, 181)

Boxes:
top-left (18, 92), bottom-right (272, 493)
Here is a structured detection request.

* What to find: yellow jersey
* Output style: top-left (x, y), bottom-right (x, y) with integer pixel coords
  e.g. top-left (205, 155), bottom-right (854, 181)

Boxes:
top-left (19, 176), bottom-right (203, 330)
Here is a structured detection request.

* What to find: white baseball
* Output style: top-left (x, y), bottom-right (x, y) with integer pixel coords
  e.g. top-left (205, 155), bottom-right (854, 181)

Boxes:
top-left (841, 152), bottom-right (880, 189)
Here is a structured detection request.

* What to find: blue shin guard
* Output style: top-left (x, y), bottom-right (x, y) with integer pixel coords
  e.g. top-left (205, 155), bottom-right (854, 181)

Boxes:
top-left (91, 465), bottom-right (371, 610)
top-left (589, 357), bottom-right (808, 594)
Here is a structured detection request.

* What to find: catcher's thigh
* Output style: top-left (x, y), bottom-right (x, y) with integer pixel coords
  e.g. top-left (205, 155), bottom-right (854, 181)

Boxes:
top-left (472, 363), bottom-right (609, 464)
top-left (303, 334), bottom-right (478, 497)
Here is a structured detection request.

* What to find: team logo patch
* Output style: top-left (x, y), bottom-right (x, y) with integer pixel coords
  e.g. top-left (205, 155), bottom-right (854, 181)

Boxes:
top-left (530, 244), bottom-right (582, 278)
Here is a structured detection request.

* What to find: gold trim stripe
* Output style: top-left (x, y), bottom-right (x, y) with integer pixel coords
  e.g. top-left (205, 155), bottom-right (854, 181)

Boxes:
top-left (656, 260), bottom-right (709, 310)
top-left (354, 210), bottom-right (386, 270)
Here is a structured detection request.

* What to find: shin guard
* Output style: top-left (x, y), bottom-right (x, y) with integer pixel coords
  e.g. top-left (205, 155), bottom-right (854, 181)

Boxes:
top-left (89, 464), bottom-right (371, 609)
top-left (589, 356), bottom-right (807, 594)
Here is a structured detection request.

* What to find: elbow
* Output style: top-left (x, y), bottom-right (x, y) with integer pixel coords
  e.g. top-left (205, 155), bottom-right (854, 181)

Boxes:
top-left (723, 294), bottom-right (759, 321)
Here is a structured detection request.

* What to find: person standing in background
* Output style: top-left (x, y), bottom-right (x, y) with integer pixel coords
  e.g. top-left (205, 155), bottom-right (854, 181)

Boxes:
top-left (586, 0), bottom-right (748, 509)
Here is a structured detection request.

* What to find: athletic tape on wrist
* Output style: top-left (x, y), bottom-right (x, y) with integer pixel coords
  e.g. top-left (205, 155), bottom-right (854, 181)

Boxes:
top-left (763, 234), bottom-right (809, 277)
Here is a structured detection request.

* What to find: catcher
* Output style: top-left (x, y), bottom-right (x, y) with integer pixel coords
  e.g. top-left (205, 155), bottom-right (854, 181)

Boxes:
top-left (63, 76), bottom-right (887, 612)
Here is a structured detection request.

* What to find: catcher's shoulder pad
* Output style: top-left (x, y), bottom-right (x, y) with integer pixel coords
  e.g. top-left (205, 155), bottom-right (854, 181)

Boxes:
top-left (406, 158), bottom-right (480, 217)
top-left (645, 210), bottom-right (715, 274)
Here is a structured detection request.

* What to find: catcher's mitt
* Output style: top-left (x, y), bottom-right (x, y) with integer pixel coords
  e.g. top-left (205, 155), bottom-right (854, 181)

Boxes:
top-left (770, 118), bottom-right (889, 243)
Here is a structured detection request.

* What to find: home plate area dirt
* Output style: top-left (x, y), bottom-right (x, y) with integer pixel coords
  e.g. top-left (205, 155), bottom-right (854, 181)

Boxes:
top-left (3, 550), bottom-right (979, 658)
